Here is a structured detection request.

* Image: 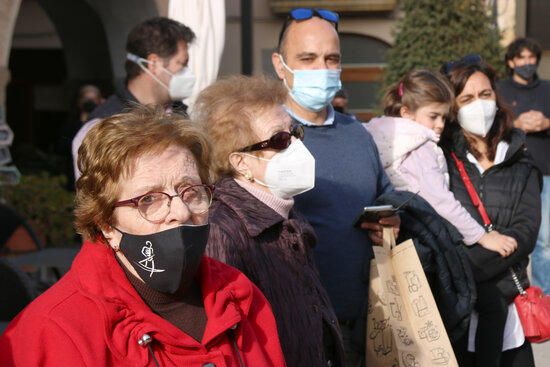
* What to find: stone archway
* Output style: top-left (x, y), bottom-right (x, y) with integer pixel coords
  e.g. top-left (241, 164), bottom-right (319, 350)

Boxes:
top-left (0, 0), bottom-right (162, 183)
top-left (0, 0), bottom-right (21, 184)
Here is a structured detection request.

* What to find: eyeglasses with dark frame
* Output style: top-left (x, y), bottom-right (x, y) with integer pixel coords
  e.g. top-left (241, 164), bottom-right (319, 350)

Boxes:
top-left (277, 8), bottom-right (340, 50)
top-left (238, 124), bottom-right (305, 153)
top-left (114, 184), bottom-right (213, 223)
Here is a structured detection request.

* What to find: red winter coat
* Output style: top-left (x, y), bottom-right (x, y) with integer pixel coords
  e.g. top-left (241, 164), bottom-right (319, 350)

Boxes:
top-left (0, 241), bottom-right (286, 367)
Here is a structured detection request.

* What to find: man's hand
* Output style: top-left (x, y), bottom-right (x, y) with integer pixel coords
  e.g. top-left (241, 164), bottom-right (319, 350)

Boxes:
top-left (514, 110), bottom-right (550, 133)
top-left (360, 214), bottom-right (400, 245)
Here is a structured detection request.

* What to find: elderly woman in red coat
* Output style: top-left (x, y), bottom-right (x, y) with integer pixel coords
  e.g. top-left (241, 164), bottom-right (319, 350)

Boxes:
top-left (0, 106), bottom-right (285, 367)
top-left (193, 75), bottom-right (345, 367)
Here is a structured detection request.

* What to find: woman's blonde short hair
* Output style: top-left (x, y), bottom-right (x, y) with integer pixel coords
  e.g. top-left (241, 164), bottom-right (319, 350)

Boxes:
top-left (74, 105), bottom-right (211, 241)
top-left (192, 75), bottom-right (287, 180)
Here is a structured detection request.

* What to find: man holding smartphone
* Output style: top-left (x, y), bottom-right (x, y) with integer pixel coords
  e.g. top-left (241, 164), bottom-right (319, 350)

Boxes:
top-left (272, 8), bottom-right (399, 366)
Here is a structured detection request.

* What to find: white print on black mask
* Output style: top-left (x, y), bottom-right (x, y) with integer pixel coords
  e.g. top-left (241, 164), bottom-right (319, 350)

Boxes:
top-left (134, 241), bottom-right (165, 277)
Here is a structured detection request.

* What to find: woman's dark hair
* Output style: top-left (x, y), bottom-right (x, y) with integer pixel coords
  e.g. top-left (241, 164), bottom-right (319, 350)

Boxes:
top-left (125, 17), bottom-right (195, 81)
top-left (383, 69), bottom-right (453, 117)
top-left (442, 59), bottom-right (513, 161)
top-left (505, 37), bottom-right (542, 75)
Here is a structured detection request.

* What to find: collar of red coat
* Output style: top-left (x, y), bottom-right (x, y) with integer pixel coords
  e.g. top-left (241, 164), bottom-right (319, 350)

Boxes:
top-left (73, 240), bottom-right (254, 350)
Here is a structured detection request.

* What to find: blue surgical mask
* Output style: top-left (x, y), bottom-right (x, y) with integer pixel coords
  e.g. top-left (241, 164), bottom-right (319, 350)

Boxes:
top-left (279, 55), bottom-right (342, 112)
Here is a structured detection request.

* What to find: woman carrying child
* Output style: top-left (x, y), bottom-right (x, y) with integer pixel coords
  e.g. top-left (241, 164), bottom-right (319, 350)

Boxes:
top-left (365, 67), bottom-right (536, 366)
top-left (365, 69), bottom-right (516, 254)
top-left (441, 57), bottom-right (539, 366)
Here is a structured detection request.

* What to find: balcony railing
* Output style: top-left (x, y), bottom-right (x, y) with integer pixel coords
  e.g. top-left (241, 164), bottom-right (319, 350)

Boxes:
top-left (269, 0), bottom-right (397, 13)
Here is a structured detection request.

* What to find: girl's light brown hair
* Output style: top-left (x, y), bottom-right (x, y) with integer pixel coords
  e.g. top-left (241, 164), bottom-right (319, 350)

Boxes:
top-left (74, 105), bottom-right (211, 241)
top-left (192, 75), bottom-right (287, 181)
top-left (384, 69), bottom-right (454, 117)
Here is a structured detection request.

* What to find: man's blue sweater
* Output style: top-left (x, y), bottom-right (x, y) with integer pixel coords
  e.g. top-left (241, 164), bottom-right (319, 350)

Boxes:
top-left (292, 112), bottom-right (393, 321)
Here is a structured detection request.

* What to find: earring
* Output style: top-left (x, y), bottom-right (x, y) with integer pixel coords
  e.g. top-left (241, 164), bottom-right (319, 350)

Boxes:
top-left (244, 171), bottom-right (254, 182)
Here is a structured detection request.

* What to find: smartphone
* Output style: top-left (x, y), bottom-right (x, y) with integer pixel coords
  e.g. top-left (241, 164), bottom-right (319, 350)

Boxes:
top-left (353, 205), bottom-right (397, 227)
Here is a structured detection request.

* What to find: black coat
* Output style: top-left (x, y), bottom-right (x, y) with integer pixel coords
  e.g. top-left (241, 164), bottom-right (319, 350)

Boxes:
top-left (441, 127), bottom-right (542, 285)
top-left (375, 191), bottom-right (477, 341)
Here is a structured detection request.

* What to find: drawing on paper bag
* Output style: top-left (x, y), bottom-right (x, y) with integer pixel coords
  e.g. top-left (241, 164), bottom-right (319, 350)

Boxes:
top-left (418, 321), bottom-right (440, 342)
top-left (369, 317), bottom-right (393, 357)
top-left (402, 352), bottom-right (421, 367)
top-left (396, 327), bottom-right (414, 345)
top-left (412, 295), bottom-right (429, 317)
top-left (390, 298), bottom-right (403, 321)
top-left (430, 347), bottom-right (451, 365)
top-left (386, 276), bottom-right (400, 296)
top-left (405, 271), bottom-right (421, 293)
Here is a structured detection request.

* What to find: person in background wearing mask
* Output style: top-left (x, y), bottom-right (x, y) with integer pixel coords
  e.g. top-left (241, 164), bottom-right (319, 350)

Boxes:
top-left (0, 106), bottom-right (286, 366)
top-left (193, 75), bottom-right (345, 367)
top-left (71, 17), bottom-right (196, 180)
top-left (332, 88), bottom-right (357, 120)
top-left (57, 84), bottom-right (104, 189)
top-left (497, 37), bottom-right (550, 295)
top-left (441, 56), bottom-right (540, 367)
top-left (271, 8), bottom-right (398, 366)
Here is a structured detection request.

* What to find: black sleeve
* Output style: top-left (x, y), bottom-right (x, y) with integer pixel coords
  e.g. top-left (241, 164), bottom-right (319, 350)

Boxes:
top-left (465, 168), bottom-right (541, 281)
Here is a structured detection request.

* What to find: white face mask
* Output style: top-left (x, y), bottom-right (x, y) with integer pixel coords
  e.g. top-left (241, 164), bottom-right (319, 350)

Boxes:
top-left (127, 53), bottom-right (196, 101)
top-left (457, 99), bottom-right (497, 137)
top-left (244, 140), bottom-right (315, 199)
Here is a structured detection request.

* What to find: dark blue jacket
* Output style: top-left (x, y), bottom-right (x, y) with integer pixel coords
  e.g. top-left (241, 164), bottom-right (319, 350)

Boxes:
top-left (375, 190), bottom-right (477, 341)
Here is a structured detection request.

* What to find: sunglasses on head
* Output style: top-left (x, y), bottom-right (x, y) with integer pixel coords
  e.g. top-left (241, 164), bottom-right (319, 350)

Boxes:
top-left (442, 54), bottom-right (483, 74)
top-left (277, 8), bottom-right (340, 49)
top-left (238, 124), bottom-right (305, 153)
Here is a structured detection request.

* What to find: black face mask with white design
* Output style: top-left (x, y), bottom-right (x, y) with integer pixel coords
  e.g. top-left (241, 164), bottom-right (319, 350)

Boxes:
top-left (116, 224), bottom-right (209, 294)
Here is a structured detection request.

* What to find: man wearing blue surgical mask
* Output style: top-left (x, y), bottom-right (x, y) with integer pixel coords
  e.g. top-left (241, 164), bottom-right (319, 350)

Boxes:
top-left (498, 38), bottom-right (550, 296)
top-left (71, 17), bottom-right (196, 181)
top-left (272, 9), bottom-right (399, 367)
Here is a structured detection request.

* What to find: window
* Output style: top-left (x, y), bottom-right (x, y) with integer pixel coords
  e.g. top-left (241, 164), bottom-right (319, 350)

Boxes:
top-left (340, 33), bottom-right (390, 121)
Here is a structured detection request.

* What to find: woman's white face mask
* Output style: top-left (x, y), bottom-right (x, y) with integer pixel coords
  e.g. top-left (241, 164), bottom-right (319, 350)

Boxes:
top-left (457, 99), bottom-right (497, 137)
top-left (242, 140), bottom-right (316, 199)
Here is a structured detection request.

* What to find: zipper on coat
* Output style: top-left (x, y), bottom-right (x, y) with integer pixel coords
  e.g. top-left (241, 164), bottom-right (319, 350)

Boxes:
top-left (228, 324), bottom-right (245, 367)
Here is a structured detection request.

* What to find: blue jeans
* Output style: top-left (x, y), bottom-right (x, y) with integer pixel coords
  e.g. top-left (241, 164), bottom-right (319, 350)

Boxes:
top-left (532, 175), bottom-right (550, 294)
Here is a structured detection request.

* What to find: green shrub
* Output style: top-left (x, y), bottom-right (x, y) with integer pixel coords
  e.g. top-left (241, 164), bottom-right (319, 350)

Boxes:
top-left (384, 0), bottom-right (504, 87)
top-left (0, 173), bottom-right (76, 247)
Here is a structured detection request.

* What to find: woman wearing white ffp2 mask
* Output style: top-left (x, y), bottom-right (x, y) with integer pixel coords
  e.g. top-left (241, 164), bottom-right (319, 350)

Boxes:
top-left (194, 75), bottom-right (345, 367)
top-left (457, 99), bottom-right (497, 138)
top-left (442, 58), bottom-right (539, 366)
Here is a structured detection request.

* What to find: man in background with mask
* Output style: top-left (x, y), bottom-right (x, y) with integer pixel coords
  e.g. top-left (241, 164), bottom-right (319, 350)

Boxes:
top-left (58, 84), bottom-right (104, 190)
top-left (498, 37), bottom-right (550, 295)
top-left (271, 8), bottom-right (398, 366)
top-left (71, 17), bottom-right (196, 180)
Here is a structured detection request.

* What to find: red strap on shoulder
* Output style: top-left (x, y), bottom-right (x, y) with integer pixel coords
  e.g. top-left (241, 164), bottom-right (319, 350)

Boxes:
top-left (450, 152), bottom-right (492, 229)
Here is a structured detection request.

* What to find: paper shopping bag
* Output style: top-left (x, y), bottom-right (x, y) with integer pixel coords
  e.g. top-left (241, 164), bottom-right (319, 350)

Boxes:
top-left (366, 228), bottom-right (458, 367)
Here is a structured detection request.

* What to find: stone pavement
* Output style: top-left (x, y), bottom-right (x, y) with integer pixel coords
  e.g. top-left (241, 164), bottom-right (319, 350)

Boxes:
top-left (533, 341), bottom-right (550, 366)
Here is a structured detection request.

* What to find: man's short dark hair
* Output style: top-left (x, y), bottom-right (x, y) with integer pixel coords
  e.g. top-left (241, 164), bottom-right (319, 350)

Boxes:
top-left (125, 17), bottom-right (195, 81)
top-left (505, 37), bottom-right (542, 75)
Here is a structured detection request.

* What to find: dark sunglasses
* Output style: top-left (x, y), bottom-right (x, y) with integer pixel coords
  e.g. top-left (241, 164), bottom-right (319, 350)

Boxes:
top-left (442, 54), bottom-right (483, 75)
top-left (277, 8), bottom-right (340, 49)
top-left (239, 125), bottom-right (305, 153)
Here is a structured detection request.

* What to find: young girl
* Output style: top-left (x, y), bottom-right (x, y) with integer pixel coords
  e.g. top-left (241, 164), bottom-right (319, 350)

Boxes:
top-left (365, 69), bottom-right (517, 256)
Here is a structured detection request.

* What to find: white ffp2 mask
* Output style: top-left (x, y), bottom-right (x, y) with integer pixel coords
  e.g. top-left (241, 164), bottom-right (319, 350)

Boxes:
top-left (457, 99), bottom-right (497, 137)
top-left (127, 52), bottom-right (196, 101)
top-left (245, 140), bottom-right (315, 199)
